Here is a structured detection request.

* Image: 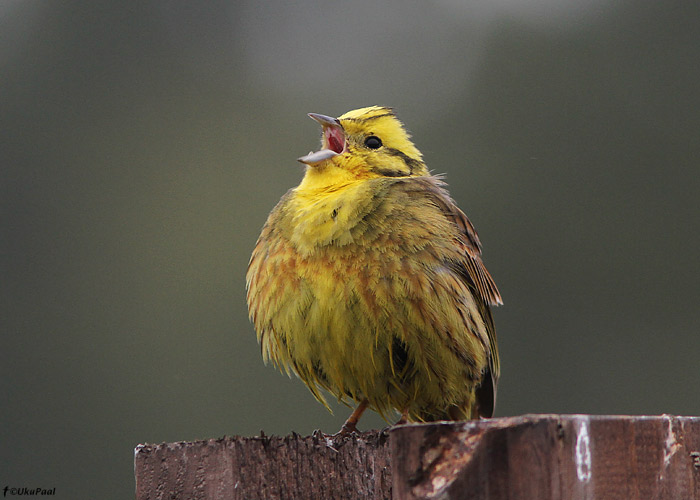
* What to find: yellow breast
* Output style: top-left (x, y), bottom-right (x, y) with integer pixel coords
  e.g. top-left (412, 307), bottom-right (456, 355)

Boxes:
top-left (246, 176), bottom-right (492, 420)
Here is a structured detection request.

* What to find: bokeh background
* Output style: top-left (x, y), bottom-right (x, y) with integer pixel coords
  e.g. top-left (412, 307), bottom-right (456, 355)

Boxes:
top-left (2, 1), bottom-right (699, 498)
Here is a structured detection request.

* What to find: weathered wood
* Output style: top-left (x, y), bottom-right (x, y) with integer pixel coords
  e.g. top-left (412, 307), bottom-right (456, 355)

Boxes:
top-left (391, 414), bottom-right (700, 499)
top-left (134, 415), bottom-right (700, 500)
top-left (134, 430), bottom-right (391, 500)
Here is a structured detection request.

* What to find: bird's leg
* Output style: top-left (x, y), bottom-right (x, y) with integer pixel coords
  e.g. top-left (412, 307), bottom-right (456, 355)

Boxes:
top-left (338, 399), bottom-right (369, 435)
top-left (395, 408), bottom-right (410, 425)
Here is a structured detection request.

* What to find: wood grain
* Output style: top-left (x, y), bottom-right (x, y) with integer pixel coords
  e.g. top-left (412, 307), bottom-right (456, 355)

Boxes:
top-left (134, 430), bottom-right (391, 500)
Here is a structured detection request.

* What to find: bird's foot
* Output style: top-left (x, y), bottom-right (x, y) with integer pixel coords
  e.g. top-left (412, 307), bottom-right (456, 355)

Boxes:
top-left (338, 420), bottom-right (359, 435)
top-left (394, 408), bottom-right (410, 426)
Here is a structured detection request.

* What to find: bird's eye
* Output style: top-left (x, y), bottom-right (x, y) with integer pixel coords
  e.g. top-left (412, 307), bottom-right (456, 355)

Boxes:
top-left (364, 136), bottom-right (382, 149)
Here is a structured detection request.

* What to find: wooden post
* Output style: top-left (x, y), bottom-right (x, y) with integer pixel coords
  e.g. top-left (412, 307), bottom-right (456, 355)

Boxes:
top-left (134, 430), bottom-right (391, 499)
top-left (135, 415), bottom-right (700, 499)
top-left (392, 414), bottom-right (700, 499)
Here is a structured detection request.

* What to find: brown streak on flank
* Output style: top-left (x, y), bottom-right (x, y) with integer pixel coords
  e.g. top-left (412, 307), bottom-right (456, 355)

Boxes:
top-left (356, 267), bottom-right (380, 320)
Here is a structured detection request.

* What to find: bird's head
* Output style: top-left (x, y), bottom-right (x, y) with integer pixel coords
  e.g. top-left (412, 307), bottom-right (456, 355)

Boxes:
top-left (297, 106), bottom-right (428, 188)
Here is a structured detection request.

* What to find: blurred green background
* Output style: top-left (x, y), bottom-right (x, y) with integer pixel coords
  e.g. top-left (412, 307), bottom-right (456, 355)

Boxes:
top-left (2, 1), bottom-right (699, 498)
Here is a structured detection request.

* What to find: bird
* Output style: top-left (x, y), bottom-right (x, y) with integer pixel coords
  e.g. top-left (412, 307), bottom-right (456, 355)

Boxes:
top-left (246, 106), bottom-right (502, 433)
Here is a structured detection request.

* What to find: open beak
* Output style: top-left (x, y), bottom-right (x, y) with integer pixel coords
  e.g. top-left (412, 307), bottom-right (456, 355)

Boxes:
top-left (298, 113), bottom-right (346, 166)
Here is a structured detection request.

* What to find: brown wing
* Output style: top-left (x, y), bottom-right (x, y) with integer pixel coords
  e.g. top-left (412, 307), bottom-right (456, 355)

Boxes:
top-left (410, 176), bottom-right (502, 417)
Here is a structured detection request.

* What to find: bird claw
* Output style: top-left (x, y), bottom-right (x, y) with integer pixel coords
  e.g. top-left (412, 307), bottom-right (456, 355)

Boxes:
top-left (338, 421), bottom-right (359, 436)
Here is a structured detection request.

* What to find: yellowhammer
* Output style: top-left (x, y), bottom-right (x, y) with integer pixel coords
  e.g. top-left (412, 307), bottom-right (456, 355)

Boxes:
top-left (246, 106), bottom-right (502, 432)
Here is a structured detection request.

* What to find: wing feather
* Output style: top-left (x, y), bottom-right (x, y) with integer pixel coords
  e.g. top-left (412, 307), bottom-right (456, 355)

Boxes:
top-left (406, 176), bottom-right (502, 417)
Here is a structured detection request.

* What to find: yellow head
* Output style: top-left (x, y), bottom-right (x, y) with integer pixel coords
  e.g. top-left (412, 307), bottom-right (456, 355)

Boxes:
top-left (297, 106), bottom-right (429, 188)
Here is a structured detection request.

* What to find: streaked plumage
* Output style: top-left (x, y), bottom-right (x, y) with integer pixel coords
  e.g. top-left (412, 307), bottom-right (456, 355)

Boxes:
top-left (246, 106), bottom-right (501, 428)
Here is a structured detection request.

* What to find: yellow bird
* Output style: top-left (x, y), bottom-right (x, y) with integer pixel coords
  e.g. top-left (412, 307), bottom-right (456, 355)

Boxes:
top-left (246, 106), bottom-right (502, 432)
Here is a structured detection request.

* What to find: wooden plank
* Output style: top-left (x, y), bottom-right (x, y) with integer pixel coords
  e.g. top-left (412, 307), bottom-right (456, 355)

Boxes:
top-left (134, 430), bottom-right (391, 500)
top-left (390, 414), bottom-right (700, 500)
top-left (134, 415), bottom-right (700, 499)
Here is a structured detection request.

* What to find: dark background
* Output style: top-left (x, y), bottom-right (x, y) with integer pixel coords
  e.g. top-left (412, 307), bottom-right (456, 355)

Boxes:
top-left (2, 1), bottom-right (698, 498)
